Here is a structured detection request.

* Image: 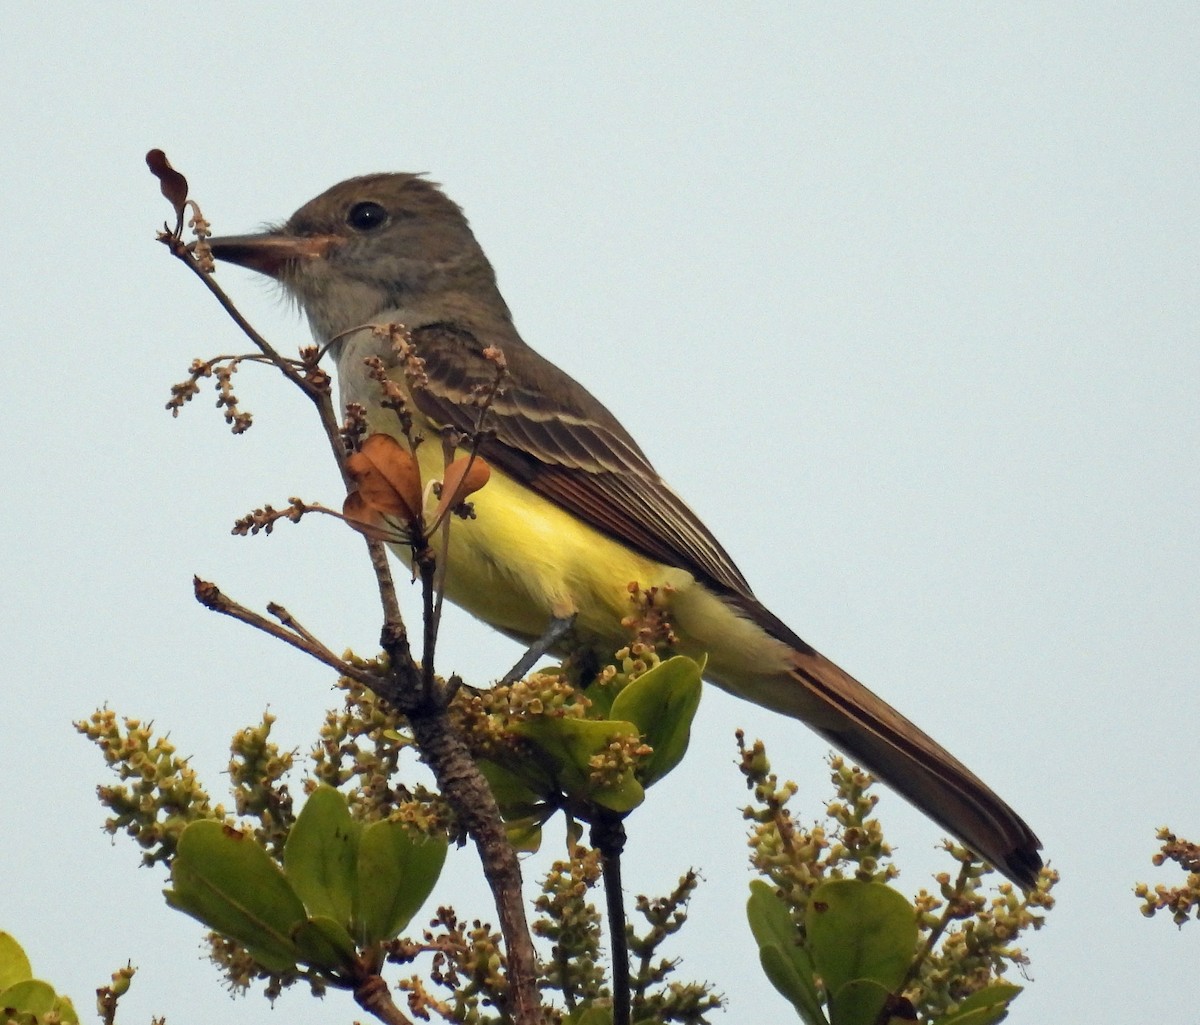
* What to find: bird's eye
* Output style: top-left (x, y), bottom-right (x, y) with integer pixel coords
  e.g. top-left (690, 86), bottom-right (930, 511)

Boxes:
top-left (346, 201), bottom-right (388, 232)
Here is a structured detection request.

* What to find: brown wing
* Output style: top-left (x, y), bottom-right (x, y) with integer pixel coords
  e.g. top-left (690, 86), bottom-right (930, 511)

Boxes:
top-left (406, 320), bottom-right (757, 600)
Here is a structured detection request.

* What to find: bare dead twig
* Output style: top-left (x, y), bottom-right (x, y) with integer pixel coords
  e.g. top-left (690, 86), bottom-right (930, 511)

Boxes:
top-left (158, 231), bottom-right (310, 393)
top-left (192, 577), bottom-right (378, 689)
top-left (265, 603), bottom-right (343, 665)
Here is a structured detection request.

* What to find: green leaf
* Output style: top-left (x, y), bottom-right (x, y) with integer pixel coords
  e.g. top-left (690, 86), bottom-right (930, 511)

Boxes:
top-left (609, 655), bottom-right (703, 785)
top-left (476, 759), bottom-right (549, 850)
top-left (760, 947), bottom-right (830, 1024)
top-left (746, 880), bottom-right (826, 1024)
top-left (353, 819), bottom-right (448, 945)
top-left (0, 934), bottom-right (78, 1024)
top-left (511, 716), bottom-right (645, 812)
top-left (291, 916), bottom-right (359, 973)
top-left (0, 982), bottom-right (78, 1025)
top-left (566, 1005), bottom-right (614, 1025)
top-left (581, 676), bottom-right (617, 718)
top-left (478, 757), bottom-right (545, 813)
top-left (479, 739), bottom-right (560, 801)
top-left (806, 880), bottom-right (917, 1025)
top-left (827, 979), bottom-right (892, 1025)
top-left (0, 979), bottom-right (56, 1016)
top-left (164, 820), bottom-right (306, 972)
top-left (930, 983), bottom-right (1022, 1025)
top-left (52, 993), bottom-right (80, 1024)
top-left (0, 931), bottom-right (32, 990)
top-left (284, 785), bottom-right (361, 925)
top-left (501, 815), bottom-right (545, 852)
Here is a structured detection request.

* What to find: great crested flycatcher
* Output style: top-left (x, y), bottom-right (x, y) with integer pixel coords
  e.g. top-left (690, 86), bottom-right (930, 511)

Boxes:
top-left (205, 174), bottom-right (1042, 887)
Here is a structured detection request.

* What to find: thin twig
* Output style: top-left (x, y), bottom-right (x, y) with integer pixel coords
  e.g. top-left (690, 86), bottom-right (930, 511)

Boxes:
top-left (161, 235), bottom-right (308, 391)
top-left (162, 234), bottom-right (357, 501)
top-left (194, 578), bottom-right (377, 688)
top-left (422, 353), bottom-right (506, 642)
top-left (876, 861), bottom-right (974, 1025)
top-left (175, 236), bottom-right (408, 649)
top-left (416, 550), bottom-right (439, 703)
top-left (368, 537), bottom-right (406, 630)
top-left (265, 603), bottom-right (342, 664)
top-left (591, 812), bottom-right (631, 1025)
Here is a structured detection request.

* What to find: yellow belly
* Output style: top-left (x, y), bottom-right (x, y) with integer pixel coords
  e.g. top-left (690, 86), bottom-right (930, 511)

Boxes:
top-left (402, 442), bottom-right (795, 684)
top-left (410, 441), bottom-right (688, 646)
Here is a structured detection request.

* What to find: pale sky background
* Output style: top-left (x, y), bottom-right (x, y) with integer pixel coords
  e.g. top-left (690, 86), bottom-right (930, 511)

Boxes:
top-left (3, 6), bottom-right (1198, 1024)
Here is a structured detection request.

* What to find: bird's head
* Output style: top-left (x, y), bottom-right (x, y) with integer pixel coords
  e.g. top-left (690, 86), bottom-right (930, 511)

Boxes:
top-left (205, 173), bottom-right (502, 342)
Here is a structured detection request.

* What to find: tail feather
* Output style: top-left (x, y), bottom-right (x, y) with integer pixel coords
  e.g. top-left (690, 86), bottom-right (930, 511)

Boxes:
top-left (775, 649), bottom-right (1042, 888)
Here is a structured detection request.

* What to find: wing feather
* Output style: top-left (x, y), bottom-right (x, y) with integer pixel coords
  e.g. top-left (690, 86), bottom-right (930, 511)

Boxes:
top-left (407, 321), bottom-right (754, 597)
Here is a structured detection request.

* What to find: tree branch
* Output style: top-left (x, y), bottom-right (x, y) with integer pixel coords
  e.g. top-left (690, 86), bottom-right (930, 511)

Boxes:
top-left (405, 707), bottom-right (544, 1024)
top-left (354, 973), bottom-right (415, 1025)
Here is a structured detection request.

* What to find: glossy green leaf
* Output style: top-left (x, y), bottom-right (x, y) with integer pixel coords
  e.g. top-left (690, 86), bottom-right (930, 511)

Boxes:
top-left (284, 785), bottom-right (360, 925)
top-left (746, 880), bottom-right (825, 1024)
top-left (478, 757), bottom-right (545, 812)
top-left (0, 982), bottom-right (79, 1025)
top-left (502, 814), bottom-right (545, 852)
top-left (164, 820), bottom-right (305, 972)
top-left (806, 880), bottom-right (917, 1025)
top-left (291, 915), bottom-right (359, 973)
top-left (931, 983), bottom-right (1022, 1025)
top-left (827, 978), bottom-right (892, 1025)
top-left (566, 1005), bottom-right (613, 1025)
top-left (480, 736), bottom-right (561, 802)
top-left (609, 655), bottom-right (703, 785)
top-left (0, 931), bottom-right (32, 990)
top-left (52, 993), bottom-right (80, 1024)
top-left (353, 819), bottom-right (448, 945)
top-left (0, 979), bottom-right (56, 1016)
top-left (761, 947), bottom-right (830, 1025)
top-left (0, 934), bottom-right (78, 1024)
top-left (511, 717), bottom-right (645, 812)
top-left (581, 676), bottom-right (617, 718)
top-left (476, 761), bottom-right (549, 851)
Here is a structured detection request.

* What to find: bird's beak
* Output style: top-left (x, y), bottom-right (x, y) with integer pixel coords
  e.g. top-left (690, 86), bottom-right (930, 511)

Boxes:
top-left (202, 232), bottom-right (341, 279)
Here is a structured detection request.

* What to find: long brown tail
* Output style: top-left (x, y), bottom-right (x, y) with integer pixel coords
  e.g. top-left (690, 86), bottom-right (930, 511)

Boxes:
top-left (727, 643), bottom-right (1042, 887)
top-left (792, 648), bottom-right (1042, 886)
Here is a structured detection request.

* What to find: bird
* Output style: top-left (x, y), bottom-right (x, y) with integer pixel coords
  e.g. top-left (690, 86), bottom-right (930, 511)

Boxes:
top-left (204, 173), bottom-right (1042, 887)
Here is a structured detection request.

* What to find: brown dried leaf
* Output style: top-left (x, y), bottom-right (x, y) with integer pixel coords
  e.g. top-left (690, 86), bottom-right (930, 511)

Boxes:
top-left (341, 492), bottom-right (395, 541)
top-left (346, 434), bottom-right (423, 523)
top-left (434, 455), bottom-right (491, 523)
top-left (145, 149), bottom-right (188, 221)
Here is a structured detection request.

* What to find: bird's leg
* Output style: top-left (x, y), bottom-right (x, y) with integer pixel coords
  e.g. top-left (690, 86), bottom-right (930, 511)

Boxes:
top-left (498, 614), bottom-right (576, 686)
